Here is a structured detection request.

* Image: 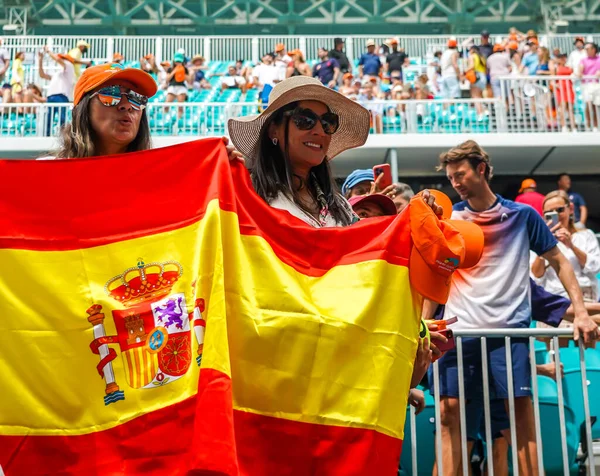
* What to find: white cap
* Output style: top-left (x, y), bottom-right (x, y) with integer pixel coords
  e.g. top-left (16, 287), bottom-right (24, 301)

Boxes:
top-left (366, 39), bottom-right (376, 47)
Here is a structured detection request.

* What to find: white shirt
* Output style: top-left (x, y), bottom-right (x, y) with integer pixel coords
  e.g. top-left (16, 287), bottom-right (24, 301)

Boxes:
top-left (252, 63), bottom-right (279, 89)
top-left (221, 75), bottom-right (246, 88)
top-left (444, 196), bottom-right (558, 330)
top-left (48, 60), bottom-right (75, 99)
top-left (441, 49), bottom-right (458, 78)
top-left (531, 229), bottom-right (600, 301)
top-left (275, 54), bottom-right (292, 80)
top-left (269, 192), bottom-right (351, 228)
top-left (567, 48), bottom-right (587, 71)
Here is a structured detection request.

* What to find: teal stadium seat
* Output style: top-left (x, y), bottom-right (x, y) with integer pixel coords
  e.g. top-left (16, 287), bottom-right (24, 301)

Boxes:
top-left (399, 390), bottom-right (436, 475)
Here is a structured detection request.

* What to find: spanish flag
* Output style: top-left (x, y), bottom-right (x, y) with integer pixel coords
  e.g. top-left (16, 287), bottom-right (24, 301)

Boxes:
top-left (0, 139), bottom-right (474, 475)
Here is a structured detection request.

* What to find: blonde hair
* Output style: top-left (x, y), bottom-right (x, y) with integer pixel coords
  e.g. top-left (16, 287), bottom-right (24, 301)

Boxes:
top-left (538, 46), bottom-right (550, 65)
top-left (437, 140), bottom-right (494, 181)
top-left (543, 190), bottom-right (577, 233)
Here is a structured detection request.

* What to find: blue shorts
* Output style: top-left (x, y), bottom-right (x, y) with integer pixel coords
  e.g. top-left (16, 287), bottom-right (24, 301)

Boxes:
top-left (428, 337), bottom-right (532, 400)
top-left (466, 398), bottom-right (510, 441)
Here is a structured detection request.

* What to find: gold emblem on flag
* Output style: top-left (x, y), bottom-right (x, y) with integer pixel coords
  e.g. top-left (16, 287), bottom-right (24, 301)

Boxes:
top-left (86, 259), bottom-right (207, 405)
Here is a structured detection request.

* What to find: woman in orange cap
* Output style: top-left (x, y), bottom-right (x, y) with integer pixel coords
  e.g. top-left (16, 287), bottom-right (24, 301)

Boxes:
top-left (285, 50), bottom-right (311, 78)
top-left (51, 63), bottom-right (158, 158)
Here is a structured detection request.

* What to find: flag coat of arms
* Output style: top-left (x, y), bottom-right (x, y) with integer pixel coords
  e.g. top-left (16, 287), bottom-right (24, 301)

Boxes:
top-left (0, 139), bottom-right (442, 475)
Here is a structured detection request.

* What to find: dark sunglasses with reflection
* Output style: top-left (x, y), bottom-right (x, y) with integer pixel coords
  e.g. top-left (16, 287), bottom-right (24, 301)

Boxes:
top-left (90, 85), bottom-right (149, 111)
top-left (283, 107), bottom-right (340, 135)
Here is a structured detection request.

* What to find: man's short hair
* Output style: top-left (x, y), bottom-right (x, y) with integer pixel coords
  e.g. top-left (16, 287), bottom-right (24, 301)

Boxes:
top-left (437, 140), bottom-right (494, 182)
top-left (557, 172), bottom-right (570, 181)
top-left (395, 182), bottom-right (414, 201)
top-left (334, 37), bottom-right (344, 46)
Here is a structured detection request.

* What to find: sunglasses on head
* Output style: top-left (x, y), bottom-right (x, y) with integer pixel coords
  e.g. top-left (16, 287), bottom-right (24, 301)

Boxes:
top-left (90, 85), bottom-right (148, 111)
top-left (284, 107), bottom-right (340, 135)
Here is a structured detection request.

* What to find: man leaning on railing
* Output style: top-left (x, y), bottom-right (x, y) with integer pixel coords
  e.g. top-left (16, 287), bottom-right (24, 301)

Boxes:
top-left (424, 139), bottom-right (597, 476)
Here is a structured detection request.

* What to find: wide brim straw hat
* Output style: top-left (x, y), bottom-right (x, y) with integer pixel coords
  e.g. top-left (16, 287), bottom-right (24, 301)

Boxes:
top-left (228, 76), bottom-right (370, 161)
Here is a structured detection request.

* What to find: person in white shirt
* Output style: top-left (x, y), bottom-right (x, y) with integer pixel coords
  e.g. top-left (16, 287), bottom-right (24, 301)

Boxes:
top-left (274, 43), bottom-right (292, 81)
top-left (220, 65), bottom-right (247, 92)
top-left (532, 190), bottom-right (600, 303)
top-left (38, 46), bottom-right (76, 135)
top-left (252, 53), bottom-right (280, 103)
top-left (0, 38), bottom-right (10, 104)
top-left (567, 36), bottom-right (587, 71)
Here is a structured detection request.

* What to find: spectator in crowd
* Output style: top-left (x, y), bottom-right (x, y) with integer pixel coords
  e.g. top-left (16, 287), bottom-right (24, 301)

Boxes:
top-left (557, 173), bottom-right (588, 227)
top-left (532, 190), bottom-right (600, 304)
top-left (358, 39), bottom-right (382, 80)
top-left (338, 73), bottom-right (356, 97)
top-left (286, 50), bottom-right (311, 78)
top-left (328, 37), bottom-right (351, 77)
top-left (139, 54), bottom-right (158, 75)
top-left (428, 50), bottom-right (443, 94)
top-left (157, 60), bottom-right (170, 89)
top-left (190, 55), bottom-right (211, 90)
top-left (341, 169), bottom-right (374, 198)
top-left (38, 46), bottom-right (75, 135)
top-left (10, 51), bottom-right (25, 105)
top-left (227, 77), bottom-right (377, 227)
top-left (440, 39), bottom-right (461, 99)
top-left (358, 81), bottom-right (383, 133)
top-left (551, 47), bottom-right (562, 60)
top-left (312, 47), bottom-right (340, 88)
top-left (274, 43), bottom-right (292, 81)
top-left (348, 193), bottom-right (396, 219)
top-left (414, 74), bottom-right (432, 100)
top-left (535, 46), bottom-right (552, 75)
top-left (220, 65), bottom-right (246, 92)
top-left (25, 83), bottom-right (45, 103)
top-left (237, 59), bottom-right (253, 85)
top-left (553, 54), bottom-right (576, 131)
top-left (578, 42), bottom-right (600, 131)
top-left (112, 52), bottom-right (124, 64)
top-left (467, 45), bottom-right (487, 114)
top-left (252, 53), bottom-right (279, 103)
top-left (388, 182), bottom-right (414, 213)
top-left (567, 36), bottom-right (587, 71)
top-left (515, 178), bottom-right (544, 215)
top-left (0, 38), bottom-right (10, 102)
top-left (522, 39), bottom-right (540, 75)
top-left (68, 40), bottom-right (92, 79)
top-left (48, 63), bottom-right (156, 158)
top-left (478, 30), bottom-right (494, 59)
top-left (430, 140), bottom-right (597, 475)
top-left (487, 44), bottom-right (512, 98)
top-left (385, 39), bottom-right (408, 80)
top-left (165, 53), bottom-right (189, 107)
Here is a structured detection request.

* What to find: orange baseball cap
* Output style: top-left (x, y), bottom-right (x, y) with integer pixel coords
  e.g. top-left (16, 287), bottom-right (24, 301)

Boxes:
top-left (275, 43), bottom-right (286, 52)
top-left (447, 39), bottom-right (457, 48)
top-left (409, 193), bottom-right (484, 304)
top-left (113, 52), bottom-right (124, 62)
top-left (493, 44), bottom-right (505, 53)
top-left (73, 63), bottom-right (158, 106)
top-left (57, 53), bottom-right (75, 64)
top-left (519, 178), bottom-right (537, 193)
top-left (343, 72), bottom-right (354, 80)
top-left (508, 41), bottom-right (519, 50)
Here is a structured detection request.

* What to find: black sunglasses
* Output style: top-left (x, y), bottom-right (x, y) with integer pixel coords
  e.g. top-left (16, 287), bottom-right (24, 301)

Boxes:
top-left (284, 107), bottom-right (340, 135)
top-left (545, 206), bottom-right (567, 214)
top-left (90, 86), bottom-right (148, 111)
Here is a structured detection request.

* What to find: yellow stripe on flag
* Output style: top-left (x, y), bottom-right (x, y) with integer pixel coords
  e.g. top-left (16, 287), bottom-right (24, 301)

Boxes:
top-left (0, 200), bottom-right (419, 439)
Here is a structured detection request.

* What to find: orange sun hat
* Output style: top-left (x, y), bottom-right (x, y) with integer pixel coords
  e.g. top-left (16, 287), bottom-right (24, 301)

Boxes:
top-left (409, 191), bottom-right (484, 304)
top-left (73, 63), bottom-right (158, 106)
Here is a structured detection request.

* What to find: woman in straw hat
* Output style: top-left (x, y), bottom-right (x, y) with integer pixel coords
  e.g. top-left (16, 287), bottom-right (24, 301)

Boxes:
top-left (228, 76), bottom-right (441, 227)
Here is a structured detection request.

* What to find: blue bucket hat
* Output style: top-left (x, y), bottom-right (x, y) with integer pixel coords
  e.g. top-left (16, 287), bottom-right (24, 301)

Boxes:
top-left (341, 169), bottom-right (375, 195)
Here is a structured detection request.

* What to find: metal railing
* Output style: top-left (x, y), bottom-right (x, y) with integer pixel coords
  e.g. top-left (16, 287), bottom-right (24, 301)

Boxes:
top-left (1, 92), bottom-right (598, 138)
top-left (406, 328), bottom-right (598, 476)
top-left (1, 34), bottom-right (599, 64)
top-left (498, 75), bottom-right (600, 133)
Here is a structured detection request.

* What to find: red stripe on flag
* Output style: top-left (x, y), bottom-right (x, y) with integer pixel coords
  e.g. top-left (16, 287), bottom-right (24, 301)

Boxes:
top-left (233, 410), bottom-right (403, 476)
top-left (0, 368), bottom-right (238, 476)
top-left (1, 366), bottom-right (402, 475)
top-left (0, 140), bottom-right (411, 277)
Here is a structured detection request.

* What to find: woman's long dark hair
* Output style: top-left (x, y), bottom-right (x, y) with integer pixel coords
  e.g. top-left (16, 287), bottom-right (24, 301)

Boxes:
top-left (251, 101), bottom-right (352, 225)
top-left (53, 94), bottom-right (152, 158)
